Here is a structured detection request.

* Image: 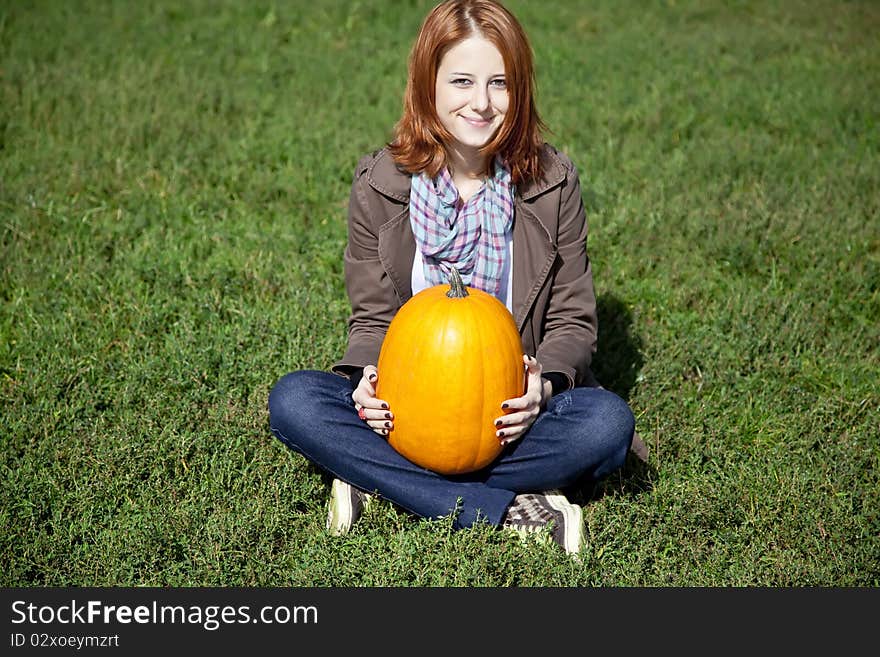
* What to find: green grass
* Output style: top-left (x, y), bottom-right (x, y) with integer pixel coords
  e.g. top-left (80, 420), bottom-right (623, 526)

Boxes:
top-left (1, 0), bottom-right (877, 586)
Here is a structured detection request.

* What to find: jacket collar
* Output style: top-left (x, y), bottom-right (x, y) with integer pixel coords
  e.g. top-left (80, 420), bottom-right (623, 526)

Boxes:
top-left (365, 144), bottom-right (567, 203)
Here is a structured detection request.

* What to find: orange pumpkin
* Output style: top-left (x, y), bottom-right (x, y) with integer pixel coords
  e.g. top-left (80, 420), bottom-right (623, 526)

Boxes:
top-left (376, 268), bottom-right (524, 474)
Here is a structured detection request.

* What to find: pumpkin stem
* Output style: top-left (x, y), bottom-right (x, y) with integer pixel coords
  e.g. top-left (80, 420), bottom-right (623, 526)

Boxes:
top-left (446, 267), bottom-right (469, 298)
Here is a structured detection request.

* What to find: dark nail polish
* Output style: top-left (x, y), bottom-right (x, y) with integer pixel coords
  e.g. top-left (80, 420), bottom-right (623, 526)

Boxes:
top-left (385, 412), bottom-right (392, 419)
top-left (381, 403), bottom-right (388, 409)
top-left (502, 403), bottom-right (509, 409)
top-left (385, 421), bottom-right (391, 428)
top-left (498, 431), bottom-right (504, 437)
top-left (495, 420), bottom-right (502, 427)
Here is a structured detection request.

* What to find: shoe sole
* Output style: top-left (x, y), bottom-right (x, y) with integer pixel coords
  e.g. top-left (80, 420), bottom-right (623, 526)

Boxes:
top-left (543, 489), bottom-right (585, 556)
top-left (326, 479), bottom-right (354, 536)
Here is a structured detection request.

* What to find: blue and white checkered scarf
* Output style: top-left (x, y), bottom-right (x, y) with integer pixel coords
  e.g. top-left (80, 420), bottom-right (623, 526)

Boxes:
top-left (409, 158), bottom-right (514, 299)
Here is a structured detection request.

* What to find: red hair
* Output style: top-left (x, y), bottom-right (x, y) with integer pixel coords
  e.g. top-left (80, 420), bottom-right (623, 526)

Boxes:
top-left (388, 0), bottom-right (545, 184)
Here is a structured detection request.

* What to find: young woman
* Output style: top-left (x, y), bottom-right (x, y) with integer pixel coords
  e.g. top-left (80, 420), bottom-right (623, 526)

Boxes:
top-left (268, 0), bottom-right (637, 556)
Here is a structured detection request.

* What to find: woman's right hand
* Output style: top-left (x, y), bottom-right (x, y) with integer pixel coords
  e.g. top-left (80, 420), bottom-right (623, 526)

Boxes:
top-left (352, 365), bottom-right (394, 437)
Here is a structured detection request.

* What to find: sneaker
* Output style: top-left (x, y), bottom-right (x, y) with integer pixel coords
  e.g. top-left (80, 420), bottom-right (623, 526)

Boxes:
top-left (501, 490), bottom-right (585, 556)
top-left (325, 478), bottom-right (373, 536)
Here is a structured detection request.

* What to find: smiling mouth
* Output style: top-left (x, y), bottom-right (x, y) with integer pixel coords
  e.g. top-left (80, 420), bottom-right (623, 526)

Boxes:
top-left (461, 115), bottom-right (493, 127)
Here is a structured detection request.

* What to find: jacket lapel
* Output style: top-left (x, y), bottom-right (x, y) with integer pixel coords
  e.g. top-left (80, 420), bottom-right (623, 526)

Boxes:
top-left (378, 208), bottom-right (415, 305)
top-left (512, 200), bottom-right (556, 331)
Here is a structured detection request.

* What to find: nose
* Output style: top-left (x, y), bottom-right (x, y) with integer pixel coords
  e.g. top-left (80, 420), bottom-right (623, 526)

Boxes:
top-left (469, 84), bottom-right (490, 112)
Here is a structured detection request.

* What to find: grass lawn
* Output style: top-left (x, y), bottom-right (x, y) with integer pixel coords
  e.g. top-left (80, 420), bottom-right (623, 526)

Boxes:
top-left (1, 0), bottom-right (877, 586)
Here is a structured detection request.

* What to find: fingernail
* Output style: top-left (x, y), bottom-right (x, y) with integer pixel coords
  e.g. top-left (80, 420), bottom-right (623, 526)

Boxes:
top-left (369, 374), bottom-right (377, 381)
top-left (497, 430), bottom-right (504, 438)
top-left (385, 412), bottom-right (392, 419)
top-left (501, 403), bottom-right (509, 409)
top-left (495, 420), bottom-right (503, 427)
top-left (382, 428), bottom-right (388, 435)
top-left (384, 421), bottom-right (391, 428)
top-left (381, 403), bottom-right (388, 409)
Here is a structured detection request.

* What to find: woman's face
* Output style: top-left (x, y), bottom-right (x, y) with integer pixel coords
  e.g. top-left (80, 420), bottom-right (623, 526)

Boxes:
top-left (434, 36), bottom-right (509, 153)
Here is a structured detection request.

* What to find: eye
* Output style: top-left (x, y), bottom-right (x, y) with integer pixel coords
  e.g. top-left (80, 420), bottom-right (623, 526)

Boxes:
top-left (490, 78), bottom-right (507, 89)
top-left (451, 78), bottom-right (472, 86)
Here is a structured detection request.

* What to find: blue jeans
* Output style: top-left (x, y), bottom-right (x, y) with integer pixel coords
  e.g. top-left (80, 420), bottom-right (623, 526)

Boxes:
top-left (268, 370), bottom-right (635, 529)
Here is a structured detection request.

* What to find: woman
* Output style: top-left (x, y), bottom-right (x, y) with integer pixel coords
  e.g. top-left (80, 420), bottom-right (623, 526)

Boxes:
top-left (268, 0), bottom-right (636, 556)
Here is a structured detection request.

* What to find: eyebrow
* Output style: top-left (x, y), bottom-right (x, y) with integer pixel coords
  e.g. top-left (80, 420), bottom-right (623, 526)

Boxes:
top-left (449, 72), bottom-right (506, 77)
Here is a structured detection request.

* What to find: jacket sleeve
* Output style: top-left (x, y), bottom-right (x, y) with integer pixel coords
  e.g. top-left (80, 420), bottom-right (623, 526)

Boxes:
top-left (535, 158), bottom-right (598, 390)
top-left (330, 156), bottom-right (400, 378)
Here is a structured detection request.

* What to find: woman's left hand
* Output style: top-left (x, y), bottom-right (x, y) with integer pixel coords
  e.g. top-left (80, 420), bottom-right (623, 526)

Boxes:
top-left (494, 354), bottom-right (552, 447)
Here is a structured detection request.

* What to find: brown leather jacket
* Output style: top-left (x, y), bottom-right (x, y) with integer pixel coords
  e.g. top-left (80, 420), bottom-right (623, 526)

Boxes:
top-left (331, 143), bottom-right (599, 390)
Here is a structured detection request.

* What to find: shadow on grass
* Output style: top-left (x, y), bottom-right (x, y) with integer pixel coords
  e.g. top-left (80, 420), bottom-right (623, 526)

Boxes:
top-left (591, 293), bottom-right (644, 401)
top-left (568, 452), bottom-right (657, 507)
top-left (568, 293), bottom-right (657, 504)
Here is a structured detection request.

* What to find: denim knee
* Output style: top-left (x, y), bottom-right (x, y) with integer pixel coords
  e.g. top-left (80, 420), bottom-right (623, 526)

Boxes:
top-left (597, 389), bottom-right (636, 446)
top-left (269, 370), bottom-right (314, 411)
top-left (572, 387), bottom-right (635, 477)
top-left (268, 370), bottom-right (332, 445)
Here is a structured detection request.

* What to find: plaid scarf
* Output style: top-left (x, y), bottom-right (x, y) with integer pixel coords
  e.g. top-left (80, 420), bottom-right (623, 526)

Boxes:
top-left (409, 158), bottom-right (514, 299)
